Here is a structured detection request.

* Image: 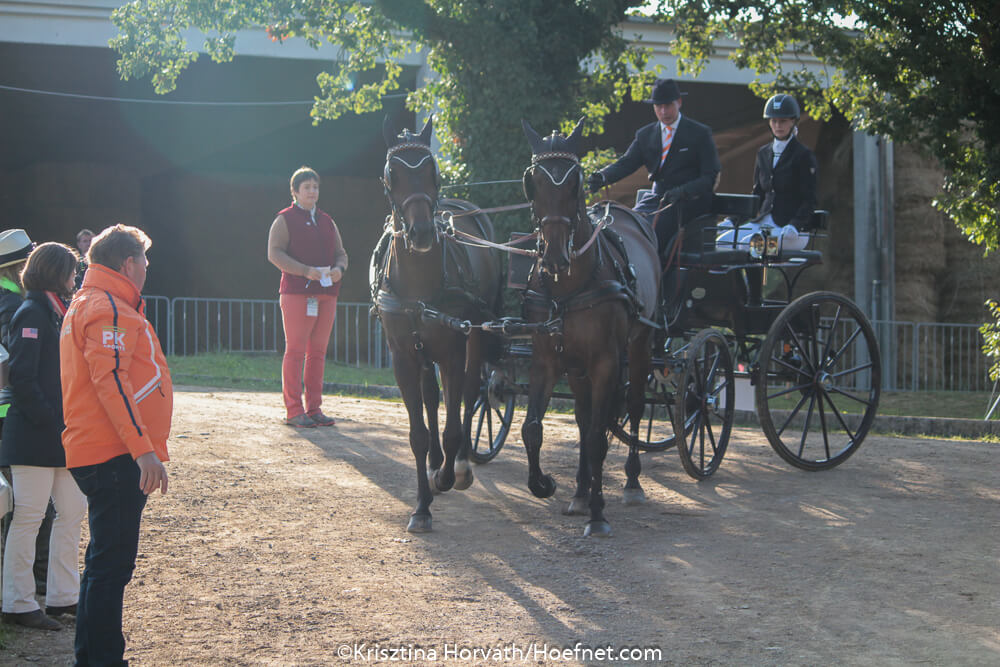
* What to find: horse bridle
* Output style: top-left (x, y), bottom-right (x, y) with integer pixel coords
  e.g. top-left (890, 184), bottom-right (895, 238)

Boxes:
top-left (382, 142), bottom-right (441, 251)
top-left (524, 151), bottom-right (585, 262)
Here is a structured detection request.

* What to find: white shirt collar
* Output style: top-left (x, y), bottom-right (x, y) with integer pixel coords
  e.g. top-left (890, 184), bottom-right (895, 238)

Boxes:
top-left (772, 136), bottom-right (792, 154)
top-left (293, 202), bottom-right (317, 224)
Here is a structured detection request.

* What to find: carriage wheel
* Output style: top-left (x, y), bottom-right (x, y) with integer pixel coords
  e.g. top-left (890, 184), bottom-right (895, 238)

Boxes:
top-left (609, 375), bottom-right (679, 452)
top-left (674, 329), bottom-right (734, 479)
top-left (756, 291), bottom-right (881, 471)
top-left (609, 337), bottom-right (688, 452)
top-left (469, 365), bottom-right (515, 464)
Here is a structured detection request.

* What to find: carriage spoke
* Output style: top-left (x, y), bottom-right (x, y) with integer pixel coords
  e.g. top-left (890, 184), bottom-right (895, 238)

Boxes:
top-left (828, 386), bottom-right (875, 407)
top-left (820, 304), bottom-right (843, 362)
top-left (817, 390), bottom-right (832, 461)
top-left (797, 392), bottom-right (818, 458)
top-left (766, 381), bottom-right (812, 401)
top-left (776, 388), bottom-right (812, 437)
top-left (704, 410), bottom-right (718, 455)
top-left (486, 402), bottom-right (496, 445)
top-left (701, 419), bottom-right (709, 469)
top-left (784, 321), bottom-right (818, 376)
top-left (829, 325), bottom-right (863, 366)
top-left (696, 410), bottom-right (707, 467)
top-left (830, 361), bottom-right (874, 380)
top-left (822, 390), bottom-right (858, 442)
top-left (474, 400), bottom-right (487, 445)
top-left (771, 355), bottom-right (807, 376)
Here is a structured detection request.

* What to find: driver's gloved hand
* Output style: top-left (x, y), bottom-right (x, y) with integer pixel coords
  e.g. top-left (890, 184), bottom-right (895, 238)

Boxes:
top-left (663, 187), bottom-right (685, 205)
top-left (586, 172), bottom-right (606, 193)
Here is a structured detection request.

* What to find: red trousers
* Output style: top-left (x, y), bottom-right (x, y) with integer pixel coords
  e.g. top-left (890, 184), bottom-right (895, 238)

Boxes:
top-left (279, 293), bottom-right (338, 418)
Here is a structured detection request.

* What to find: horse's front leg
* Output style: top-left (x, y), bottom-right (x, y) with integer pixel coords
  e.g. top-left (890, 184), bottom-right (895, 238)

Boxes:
top-left (624, 330), bottom-right (652, 506)
top-left (452, 329), bottom-right (484, 491)
top-left (432, 340), bottom-right (466, 494)
top-left (422, 365), bottom-right (444, 492)
top-left (393, 352), bottom-right (434, 533)
top-left (582, 358), bottom-right (619, 538)
top-left (563, 376), bottom-right (591, 516)
top-left (522, 342), bottom-right (558, 499)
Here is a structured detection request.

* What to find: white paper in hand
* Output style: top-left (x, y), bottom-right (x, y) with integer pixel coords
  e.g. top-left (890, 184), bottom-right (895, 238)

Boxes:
top-left (319, 267), bottom-right (333, 287)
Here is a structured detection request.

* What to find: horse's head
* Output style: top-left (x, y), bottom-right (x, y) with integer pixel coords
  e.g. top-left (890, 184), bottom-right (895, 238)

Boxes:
top-left (382, 115), bottom-right (441, 253)
top-left (522, 118), bottom-right (586, 277)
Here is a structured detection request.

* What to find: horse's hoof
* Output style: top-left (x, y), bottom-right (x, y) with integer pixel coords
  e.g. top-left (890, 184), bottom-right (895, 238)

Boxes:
top-left (563, 495), bottom-right (590, 515)
top-left (529, 474), bottom-right (557, 499)
top-left (584, 521), bottom-right (613, 538)
top-left (427, 469), bottom-right (442, 495)
top-left (622, 487), bottom-right (646, 506)
top-left (453, 461), bottom-right (474, 491)
top-left (433, 468), bottom-right (455, 494)
top-left (407, 514), bottom-right (432, 533)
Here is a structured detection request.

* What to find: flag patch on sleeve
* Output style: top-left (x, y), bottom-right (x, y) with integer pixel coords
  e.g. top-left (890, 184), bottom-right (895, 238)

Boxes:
top-left (22, 328), bottom-right (38, 339)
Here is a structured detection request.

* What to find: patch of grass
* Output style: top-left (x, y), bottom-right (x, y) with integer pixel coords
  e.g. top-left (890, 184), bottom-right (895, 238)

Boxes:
top-left (167, 353), bottom-right (396, 391)
top-left (166, 353), bottom-right (998, 420)
top-left (877, 391), bottom-right (994, 420)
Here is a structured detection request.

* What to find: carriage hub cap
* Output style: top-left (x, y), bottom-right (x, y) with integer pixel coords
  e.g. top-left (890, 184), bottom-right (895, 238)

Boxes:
top-left (817, 371), bottom-right (834, 391)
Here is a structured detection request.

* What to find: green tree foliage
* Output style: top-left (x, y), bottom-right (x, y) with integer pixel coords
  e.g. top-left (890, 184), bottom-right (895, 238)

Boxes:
top-left (110, 0), bottom-right (652, 235)
top-left (644, 0), bottom-right (1000, 373)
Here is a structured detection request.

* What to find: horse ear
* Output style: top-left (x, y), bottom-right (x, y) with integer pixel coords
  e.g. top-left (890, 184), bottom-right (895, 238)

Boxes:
top-left (383, 115), bottom-right (398, 147)
top-left (418, 115), bottom-right (434, 146)
top-left (521, 119), bottom-right (545, 155)
top-left (566, 117), bottom-right (585, 154)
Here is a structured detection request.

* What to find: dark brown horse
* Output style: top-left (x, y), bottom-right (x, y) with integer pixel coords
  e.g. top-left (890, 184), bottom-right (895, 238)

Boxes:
top-left (520, 119), bottom-right (660, 537)
top-left (372, 116), bottom-right (502, 533)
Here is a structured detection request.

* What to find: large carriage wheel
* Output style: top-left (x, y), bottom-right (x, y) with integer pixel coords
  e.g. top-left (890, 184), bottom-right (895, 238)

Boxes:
top-left (469, 364), bottom-right (515, 464)
top-left (756, 291), bottom-right (881, 471)
top-left (673, 329), bottom-right (734, 479)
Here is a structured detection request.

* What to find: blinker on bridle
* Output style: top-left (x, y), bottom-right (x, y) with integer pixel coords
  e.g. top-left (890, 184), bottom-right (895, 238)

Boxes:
top-left (525, 151), bottom-right (583, 276)
top-left (383, 142), bottom-right (441, 251)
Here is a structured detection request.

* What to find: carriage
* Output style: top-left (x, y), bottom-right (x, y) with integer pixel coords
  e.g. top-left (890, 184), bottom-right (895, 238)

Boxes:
top-left (464, 181), bottom-right (881, 479)
top-left (373, 116), bottom-right (880, 534)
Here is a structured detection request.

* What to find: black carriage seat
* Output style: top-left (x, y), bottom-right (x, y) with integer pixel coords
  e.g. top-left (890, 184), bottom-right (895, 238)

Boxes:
top-left (679, 194), bottom-right (827, 268)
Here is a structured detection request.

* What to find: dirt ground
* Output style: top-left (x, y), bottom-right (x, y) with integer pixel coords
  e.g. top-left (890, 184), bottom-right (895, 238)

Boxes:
top-left (4, 388), bottom-right (999, 666)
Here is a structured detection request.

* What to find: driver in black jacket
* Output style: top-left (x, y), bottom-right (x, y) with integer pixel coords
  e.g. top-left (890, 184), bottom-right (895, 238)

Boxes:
top-left (587, 78), bottom-right (721, 256)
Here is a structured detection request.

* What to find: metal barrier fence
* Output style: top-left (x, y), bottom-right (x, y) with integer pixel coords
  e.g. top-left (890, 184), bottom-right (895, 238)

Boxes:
top-left (144, 296), bottom-right (991, 391)
top-left (147, 297), bottom-right (388, 368)
top-left (873, 320), bottom-right (991, 393)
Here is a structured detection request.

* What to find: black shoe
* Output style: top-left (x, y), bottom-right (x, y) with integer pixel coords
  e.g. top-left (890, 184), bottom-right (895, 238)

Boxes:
top-left (2, 609), bottom-right (62, 630)
top-left (45, 604), bottom-right (77, 617)
top-left (308, 411), bottom-right (336, 426)
top-left (285, 414), bottom-right (317, 428)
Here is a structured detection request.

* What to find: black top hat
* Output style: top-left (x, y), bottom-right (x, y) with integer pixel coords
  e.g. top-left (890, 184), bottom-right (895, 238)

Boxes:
top-left (645, 78), bottom-right (685, 105)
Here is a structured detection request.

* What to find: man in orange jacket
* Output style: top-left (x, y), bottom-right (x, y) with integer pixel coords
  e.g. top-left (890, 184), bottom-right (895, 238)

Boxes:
top-left (61, 224), bottom-right (172, 666)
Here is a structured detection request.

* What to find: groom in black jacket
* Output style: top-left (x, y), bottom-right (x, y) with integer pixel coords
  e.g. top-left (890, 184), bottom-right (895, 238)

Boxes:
top-left (588, 78), bottom-right (720, 255)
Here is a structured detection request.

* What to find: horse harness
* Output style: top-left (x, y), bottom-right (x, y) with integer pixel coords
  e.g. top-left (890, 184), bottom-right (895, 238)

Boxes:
top-left (523, 152), bottom-right (643, 329)
top-left (372, 163), bottom-right (497, 367)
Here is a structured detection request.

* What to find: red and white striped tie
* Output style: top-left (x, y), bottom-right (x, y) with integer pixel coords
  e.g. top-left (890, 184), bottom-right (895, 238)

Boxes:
top-left (660, 125), bottom-right (674, 165)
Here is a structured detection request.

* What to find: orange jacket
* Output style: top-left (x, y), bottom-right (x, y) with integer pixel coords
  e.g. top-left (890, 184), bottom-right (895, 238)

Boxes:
top-left (60, 264), bottom-right (173, 468)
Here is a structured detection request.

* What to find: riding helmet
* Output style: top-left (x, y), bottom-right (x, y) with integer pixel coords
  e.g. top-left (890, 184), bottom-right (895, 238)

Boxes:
top-left (763, 94), bottom-right (800, 119)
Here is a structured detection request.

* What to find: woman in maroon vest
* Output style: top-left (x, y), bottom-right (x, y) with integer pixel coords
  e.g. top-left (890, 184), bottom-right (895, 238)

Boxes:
top-left (267, 167), bottom-right (348, 427)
